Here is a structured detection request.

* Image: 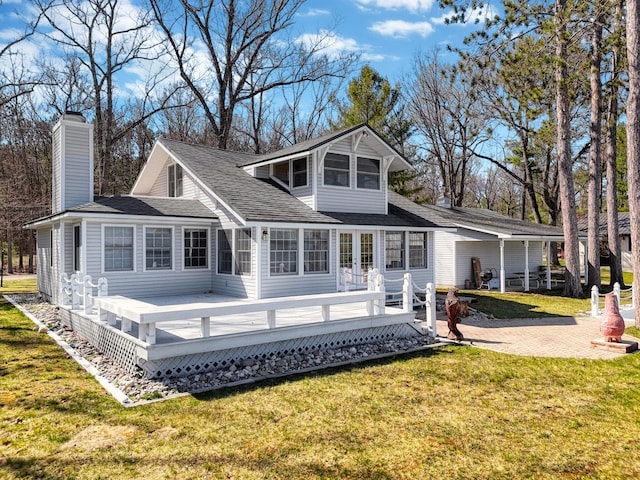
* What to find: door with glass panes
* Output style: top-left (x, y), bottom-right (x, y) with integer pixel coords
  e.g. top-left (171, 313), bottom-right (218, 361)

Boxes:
top-left (339, 231), bottom-right (375, 289)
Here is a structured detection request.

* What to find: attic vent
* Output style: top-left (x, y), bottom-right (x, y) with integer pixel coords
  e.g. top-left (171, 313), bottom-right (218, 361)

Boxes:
top-left (436, 196), bottom-right (452, 208)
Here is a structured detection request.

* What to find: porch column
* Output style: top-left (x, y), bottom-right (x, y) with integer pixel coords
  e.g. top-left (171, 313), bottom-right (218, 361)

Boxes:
top-left (546, 240), bottom-right (552, 289)
top-left (500, 239), bottom-right (505, 293)
top-left (524, 240), bottom-right (530, 292)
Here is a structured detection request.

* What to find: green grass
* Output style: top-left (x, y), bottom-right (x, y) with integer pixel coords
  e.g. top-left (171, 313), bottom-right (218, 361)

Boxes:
top-left (3, 278), bottom-right (640, 479)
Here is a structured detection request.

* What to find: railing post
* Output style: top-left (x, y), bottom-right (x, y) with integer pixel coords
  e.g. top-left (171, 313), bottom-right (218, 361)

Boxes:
top-left (341, 267), bottom-right (350, 292)
top-left (375, 272), bottom-right (385, 315)
top-left (98, 277), bottom-right (108, 297)
top-left (613, 282), bottom-right (621, 307)
top-left (402, 272), bottom-right (413, 313)
top-left (591, 285), bottom-right (599, 317)
top-left (426, 282), bottom-right (437, 337)
top-left (83, 275), bottom-right (92, 314)
top-left (61, 273), bottom-right (71, 305)
top-left (71, 274), bottom-right (80, 310)
top-left (368, 268), bottom-right (378, 291)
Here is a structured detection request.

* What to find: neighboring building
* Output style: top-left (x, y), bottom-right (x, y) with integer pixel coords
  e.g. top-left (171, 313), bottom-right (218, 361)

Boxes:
top-left (25, 113), bottom-right (452, 305)
top-left (577, 213), bottom-right (632, 271)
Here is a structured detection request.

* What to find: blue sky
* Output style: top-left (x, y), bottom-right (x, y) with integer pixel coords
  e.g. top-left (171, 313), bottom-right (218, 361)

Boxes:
top-left (0, 0), bottom-right (498, 101)
top-left (297, 0), bottom-right (498, 83)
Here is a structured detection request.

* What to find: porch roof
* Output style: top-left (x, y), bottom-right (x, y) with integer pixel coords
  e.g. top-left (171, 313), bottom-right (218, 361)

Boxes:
top-left (420, 204), bottom-right (571, 240)
top-left (577, 212), bottom-right (631, 236)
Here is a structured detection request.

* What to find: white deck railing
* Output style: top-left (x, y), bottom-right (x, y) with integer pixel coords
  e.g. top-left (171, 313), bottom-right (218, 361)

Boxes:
top-left (61, 273), bottom-right (108, 314)
top-left (92, 270), bottom-right (436, 346)
top-left (590, 282), bottom-right (633, 317)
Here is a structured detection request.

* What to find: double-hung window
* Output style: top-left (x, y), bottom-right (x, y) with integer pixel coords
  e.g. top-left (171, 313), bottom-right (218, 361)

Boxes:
top-left (104, 226), bottom-right (134, 271)
top-left (235, 228), bottom-right (252, 275)
top-left (168, 164), bottom-right (183, 197)
top-left (324, 153), bottom-right (350, 187)
top-left (304, 230), bottom-right (329, 273)
top-left (217, 230), bottom-right (233, 274)
top-left (270, 228), bottom-right (298, 274)
top-left (272, 158), bottom-right (308, 188)
top-left (357, 157), bottom-right (380, 190)
top-left (145, 227), bottom-right (172, 270)
top-left (409, 232), bottom-right (428, 269)
top-left (385, 231), bottom-right (405, 270)
top-left (184, 228), bottom-right (208, 269)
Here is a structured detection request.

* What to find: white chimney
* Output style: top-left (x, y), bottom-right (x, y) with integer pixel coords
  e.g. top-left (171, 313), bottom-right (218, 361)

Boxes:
top-left (52, 112), bottom-right (94, 214)
top-left (436, 196), bottom-right (452, 208)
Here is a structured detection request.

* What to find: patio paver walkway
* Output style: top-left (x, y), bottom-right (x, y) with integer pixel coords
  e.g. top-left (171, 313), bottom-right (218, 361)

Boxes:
top-left (434, 314), bottom-right (640, 360)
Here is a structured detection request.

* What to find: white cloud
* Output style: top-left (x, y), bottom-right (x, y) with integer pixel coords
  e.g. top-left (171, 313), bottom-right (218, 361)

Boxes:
top-left (431, 4), bottom-right (498, 25)
top-left (369, 20), bottom-right (434, 38)
top-left (299, 8), bottom-right (331, 17)
top-left (357, 0), bottom-right (436, 13)
top-left (296, 29), bottom-right (362, 59)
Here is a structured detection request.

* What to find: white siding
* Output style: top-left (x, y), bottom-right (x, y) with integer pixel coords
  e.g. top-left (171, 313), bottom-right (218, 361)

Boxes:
top-left (210, 227), bottom-right (257, 298)
top-left (63, 127), bottom-right (93, 209)
top-left (36, 228), bottom-right (54, 301)
top-left (149, 161), bottom-right (169, 196)
top-left (315, 139), bottom-right (387, 214)
top-left (434, 231), bottom-right (457, 286)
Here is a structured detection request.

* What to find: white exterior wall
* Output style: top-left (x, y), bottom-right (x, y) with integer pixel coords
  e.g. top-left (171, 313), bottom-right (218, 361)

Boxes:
top-left (211, 227), bottom-right (258, 298)
top-left (315, 138), bottom-right (387, 214)
top-left (36, 228), bottom-right (54, 301)
top-left (381, 231), bottom-right (435, 288)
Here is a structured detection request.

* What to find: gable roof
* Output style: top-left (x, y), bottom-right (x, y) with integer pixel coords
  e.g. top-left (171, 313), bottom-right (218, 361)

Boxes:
top-left (577, 212), bottom-right (631, 236)
top-left (420, 203), bottom-right (569, 239)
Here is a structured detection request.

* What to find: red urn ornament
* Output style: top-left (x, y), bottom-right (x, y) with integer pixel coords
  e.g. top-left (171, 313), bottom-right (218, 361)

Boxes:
top-left (600, 293), bottom-right (625, 343)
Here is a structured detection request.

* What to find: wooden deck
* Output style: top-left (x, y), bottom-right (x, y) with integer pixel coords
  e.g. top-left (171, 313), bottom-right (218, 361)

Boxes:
top-left (61, 291), bottom-right (425, 378)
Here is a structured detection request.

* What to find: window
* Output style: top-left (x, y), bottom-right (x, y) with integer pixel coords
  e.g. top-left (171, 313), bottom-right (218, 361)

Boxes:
top-left (357, 157), bottom-right (380, 190)
top-left (235, 228), bottom-right (252, 275)
top-left (73, 225), bottom-right (81, 272)
top-left (409, 232), bottom-right (428, 269)
top-left (217, 230), bottom-right (232, 274)
top-left (145, 227), bottom-right (172, 270)
top-left (385, 231), bottom-right (404, 270)
top-left (324, 152), bottom-right (350, 187)
top-left (104, 226), bottom-right (134, 271)
top-left (292, 158), bottom-right (308, 188)
top-left (168, 164), bottom-right (183, 197)
top-left (184, 229), bottom-right (208, 269)
top-left (272, 158), bottom-right (308, 188)
top-left (273, 161), bottom-right (289, 186)
top-left (270, 229), bottom-right (297, 274)
top-left (304, 230), bottom-right (329, 273)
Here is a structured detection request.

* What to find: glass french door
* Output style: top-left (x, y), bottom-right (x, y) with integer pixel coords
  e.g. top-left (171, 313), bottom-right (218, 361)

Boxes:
top-left (339, 231), bottom-right (375, 289)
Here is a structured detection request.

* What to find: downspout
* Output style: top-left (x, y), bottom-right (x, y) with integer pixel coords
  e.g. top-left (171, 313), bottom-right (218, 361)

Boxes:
top-left (546, 240), bottom-right (552, 289)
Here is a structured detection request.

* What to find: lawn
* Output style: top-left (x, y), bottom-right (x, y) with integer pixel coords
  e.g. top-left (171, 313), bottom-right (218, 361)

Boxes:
top-left (2, 278), bottom-right (640, 479)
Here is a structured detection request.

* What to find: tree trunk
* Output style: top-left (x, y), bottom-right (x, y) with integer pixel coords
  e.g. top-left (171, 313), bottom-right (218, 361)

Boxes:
top-left (626, 0), bottom-right (640, 326)
top-left (606, 0), bottom-right (624, 287)
top-left (556, 0), bottom-right (583, 297)
top-left (587, 6), bottom-right (603, 288)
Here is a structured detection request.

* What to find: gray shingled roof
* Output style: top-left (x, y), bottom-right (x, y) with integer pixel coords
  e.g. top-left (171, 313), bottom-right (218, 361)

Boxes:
top-left (69, 196), bottom-right (216, 219)
top-left (159, 139), bottom-right (449, 228)
top-left (577, 212), bottom-right (631, 236)
top-left (159, 138), bottom-right (342, 224)
top-left (420, 203), bottom-right (567, 238)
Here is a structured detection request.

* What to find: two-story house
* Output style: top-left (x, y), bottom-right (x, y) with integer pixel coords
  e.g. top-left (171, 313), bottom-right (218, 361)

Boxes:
top-left (26, 113), bottom-right (451, 305)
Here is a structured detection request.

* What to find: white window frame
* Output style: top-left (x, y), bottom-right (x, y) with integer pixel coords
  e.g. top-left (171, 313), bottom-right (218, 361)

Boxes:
top-left (269, 228), bottom-right (299, 275)
top-left (303, 229), bottom-right (330, 274)
top-left (168, 163), bottom-right (183, 197)
top-left (217, 229), bottom-right (233, 275)
top-left (183, 226), bottom-right (210, 270)
top-left (409, 232), bottom-right (428, 269)
top-left (270, 157), bottom-right (309, 190)
top-left (323, 152), bottom-right (351, 188)
top-left (235, 228), bottom-right (253, 276)
top-left (356, 156), bottom-right (381, 190)
top-left (385, 231), bottom-right (405, 271)
top-left (102, 224), bottom-right (136, 273)
top-left (143, 225), bottom-right (174, 272)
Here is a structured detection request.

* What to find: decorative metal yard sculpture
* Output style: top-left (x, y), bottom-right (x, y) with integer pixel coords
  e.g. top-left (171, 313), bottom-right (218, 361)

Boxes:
top-left (445, 287), bottom-right (464, 341)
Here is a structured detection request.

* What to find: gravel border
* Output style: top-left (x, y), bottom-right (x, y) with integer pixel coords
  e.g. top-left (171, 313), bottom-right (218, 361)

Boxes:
top-left (6, 293), bottom-right (449, 407)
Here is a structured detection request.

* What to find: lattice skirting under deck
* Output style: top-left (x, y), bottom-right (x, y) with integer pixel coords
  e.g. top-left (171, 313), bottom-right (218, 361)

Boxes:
top-left (60, 309), bottom-right (423, 379)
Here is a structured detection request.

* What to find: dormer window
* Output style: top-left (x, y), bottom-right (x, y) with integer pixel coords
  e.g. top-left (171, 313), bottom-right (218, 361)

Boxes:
top-left (271, 158), bottom-right (308, 189)
top-left (357, 157), bottom-right (380, 190)
top-left (168, 164), bottom-right (183, 197)
top-left (324, 153), bottom-right (350, 187)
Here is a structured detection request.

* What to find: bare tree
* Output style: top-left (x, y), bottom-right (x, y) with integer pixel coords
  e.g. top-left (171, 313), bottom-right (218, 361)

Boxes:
top-left (626, 0), bottom-right (640, 326)
top-left (34, 0), bottom-right (179, 195)
top-left (148, 0), bottom-right (356, 150)
top-left (405, 51), bottom-right (490, 207)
